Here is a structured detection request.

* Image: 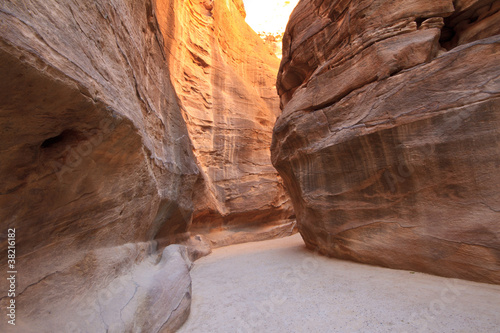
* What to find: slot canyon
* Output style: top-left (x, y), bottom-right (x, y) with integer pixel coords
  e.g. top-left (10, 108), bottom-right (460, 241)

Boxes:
top-left (0, 0), bottom-right (499, 332)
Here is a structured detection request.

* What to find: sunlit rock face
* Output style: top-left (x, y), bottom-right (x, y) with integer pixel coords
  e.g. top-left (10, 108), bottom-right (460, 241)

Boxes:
top-left (154, 0), bottom-right (294, 245)
top-left (272, 0), bottom-right (500, 284)
top-left (0, 0), bottom-right (291, 330)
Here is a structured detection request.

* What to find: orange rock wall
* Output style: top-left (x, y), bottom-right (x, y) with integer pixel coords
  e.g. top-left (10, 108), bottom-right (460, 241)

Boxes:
top-left (154, 0), bottom-right (294, 239)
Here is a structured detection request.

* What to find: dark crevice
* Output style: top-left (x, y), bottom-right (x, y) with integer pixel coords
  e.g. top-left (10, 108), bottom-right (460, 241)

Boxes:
top-left (439, 18), bottom-right (458, 50)
top-left (145, 1), bottom-right (156, 32)
top-left (415, 17), bottom-right (426, 29)
top-left (40, 129), bottom-right (81, 149)
top-left (439, 25), bottom-right (456, 49)
top-left (440, 0), bottom-right (500, 50)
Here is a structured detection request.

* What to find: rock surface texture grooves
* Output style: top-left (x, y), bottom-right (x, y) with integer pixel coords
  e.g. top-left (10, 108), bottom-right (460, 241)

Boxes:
top-left (0, 0), bottom-right (291, 331)
top-left (154, 0), bottom-right (294, 246)
top-left (272, 0), bottom-right (500, 284)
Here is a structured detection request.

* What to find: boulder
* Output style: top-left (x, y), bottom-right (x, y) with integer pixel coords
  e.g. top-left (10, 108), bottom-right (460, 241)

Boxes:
top-left (272, 0), bottom-right (500, 284)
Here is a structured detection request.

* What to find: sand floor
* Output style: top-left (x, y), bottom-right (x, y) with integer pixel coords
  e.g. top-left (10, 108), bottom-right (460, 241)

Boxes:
top-left (178, 234), bottom-right (500, 333)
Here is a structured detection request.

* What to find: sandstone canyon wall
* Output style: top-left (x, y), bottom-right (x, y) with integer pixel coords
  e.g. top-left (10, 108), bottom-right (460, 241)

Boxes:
top-left (0, 0), bottom-right (290, 331)
top-left (154, 0), bottom-right (294, 247)
top-left (272, 0), bottom-right (500, 284)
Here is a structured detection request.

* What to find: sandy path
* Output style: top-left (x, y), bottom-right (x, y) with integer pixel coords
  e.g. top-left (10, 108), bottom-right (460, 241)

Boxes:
top-left (178, 234), bottom-right (500, 333)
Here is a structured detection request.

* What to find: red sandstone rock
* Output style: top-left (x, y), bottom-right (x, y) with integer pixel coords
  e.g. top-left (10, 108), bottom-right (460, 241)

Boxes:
top-left (154, 0), bottom-right (294, 243)
top-left (0, 0), bottom-right (291, 330)
top-left (272, 0), bottom-right (500, 284)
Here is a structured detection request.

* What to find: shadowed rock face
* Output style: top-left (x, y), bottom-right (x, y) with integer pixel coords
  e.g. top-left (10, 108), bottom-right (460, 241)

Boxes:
top-left (272, 0), bottom-right (500, 284)
top-left (0, 0), bottom-right (197, 330)
top-left (0, 0), bottom-right (291, 331)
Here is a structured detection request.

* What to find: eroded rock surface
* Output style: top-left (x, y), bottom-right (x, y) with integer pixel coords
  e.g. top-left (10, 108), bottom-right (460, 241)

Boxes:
top-left (16, 244), bottom-right (192, 333)
top-left (154, 0), bottom-right (294, 243)
top-left (0, 0), bottom-right (196, 330)
top-left (0, 0), bottom-right (290, 331)
top-left (272, 0), bottom-right (500, 283)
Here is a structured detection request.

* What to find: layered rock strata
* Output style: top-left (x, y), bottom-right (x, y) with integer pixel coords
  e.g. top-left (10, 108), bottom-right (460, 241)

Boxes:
top-left (272, 0), bottom-right (500, 283)
top-left (154, 0), bottom-right (294, 243)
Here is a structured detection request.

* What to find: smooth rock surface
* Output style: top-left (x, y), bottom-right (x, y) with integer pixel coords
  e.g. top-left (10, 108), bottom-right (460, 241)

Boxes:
top-left (272, 0), bottom-right (500, 283)
top-left (12, 244), bottom-right (192, 333)
top-left (179, 234), bottom-right (500, 332)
